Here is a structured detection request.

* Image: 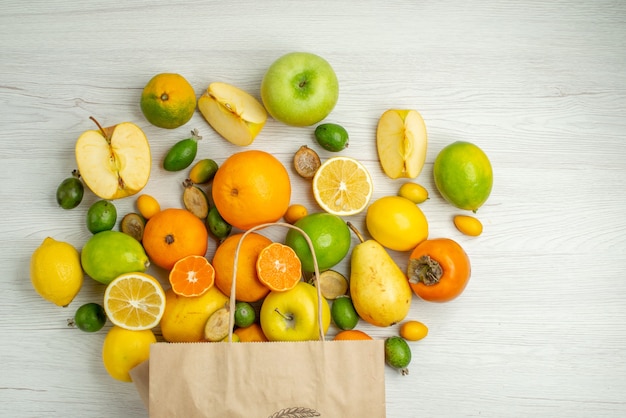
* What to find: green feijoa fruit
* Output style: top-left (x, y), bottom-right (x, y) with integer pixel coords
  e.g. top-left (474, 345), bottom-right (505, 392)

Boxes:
top-left (314, 123), bottom-right (349, 152)
top-left (207, 205), bottom-right (232, 240)
top-left (163, 129), bottom-right (202, 171)
top-left (385, 336), bottom-right (412, 375)
top-left (182, 179), bottom-right (209, 219)
top-left (120, 212), bottom-right (145, 242)
top-left (56, 170), bottom-right (84, 209)
top-left (87, 200), bottom-right (117, 234)
top-left (189, 158), bottom-right (219, 184)
top-left (331, 295), bottom-right (359, 330)
top-left (234, 302), bottom-right (256, 328)
top-left (73, 302), bottom-right (107, 332)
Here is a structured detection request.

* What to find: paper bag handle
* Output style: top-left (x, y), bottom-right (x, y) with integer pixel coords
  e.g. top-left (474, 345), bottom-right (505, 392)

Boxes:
top-left (228, 222), bottom-right (326, 342)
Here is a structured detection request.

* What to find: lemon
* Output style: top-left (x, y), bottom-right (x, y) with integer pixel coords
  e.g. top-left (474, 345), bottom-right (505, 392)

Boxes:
top-left (365, 196), bottom-right (428, 252)
top-left (140, 73), bottom-right (197, 129)
top-left (102, 325), bottom-right (156, 382)
top-left (433, 141), bottom-right (493, 212)
top-left (30, 237), bottom-right (83, 307)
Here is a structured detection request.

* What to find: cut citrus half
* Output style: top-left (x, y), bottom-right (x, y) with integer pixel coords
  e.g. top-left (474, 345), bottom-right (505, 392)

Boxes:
top-left (103, 272), bottom-right (166, 331)
top-left (169, 255), bottom-right (215, 297)
top-left (256, 242), bottom-right (302, 292)
top-left (312, 156), bottom-right (373, 216)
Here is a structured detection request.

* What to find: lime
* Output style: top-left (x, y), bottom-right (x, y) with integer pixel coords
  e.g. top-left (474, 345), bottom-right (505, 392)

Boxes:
top-left (87, 200), bottom-right (117, 234)
top-left (433, 141), bottom-right (493, 212)
top-left (314, 123), bottom-right (349, 152)
top-left (285, 212), bottom-right (351, 273)
top-left (385, 336), bottom-right (412, 375)
top-left (234, 301), bottom-right (256, 328)
top-left (331, 295), bottom-right (359, 330)
top-left (73, 302), bottom-right (107, 332)
top-left (56, 171), bottom-right (84, 209)
top-left (163, 129), bottom-right (202, 171)
top-left (206, 205), bottom-right (232, 240)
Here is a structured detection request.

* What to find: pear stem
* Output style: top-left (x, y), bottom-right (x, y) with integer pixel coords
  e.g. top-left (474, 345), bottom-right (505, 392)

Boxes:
top-left (89, 116), bottom-right (106, 137)
top-left (346, 221), bottom-right (365, 243)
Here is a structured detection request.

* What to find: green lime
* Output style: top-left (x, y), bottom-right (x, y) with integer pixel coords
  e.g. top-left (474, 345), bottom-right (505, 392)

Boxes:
top-left (385, 336), bottom-right (412, 375)
top-left (331, 295), bottom-right (359, 330)
top-left (206, 205), bottom-right (232, 240)
top-left (234, 302), bottom-right (256, 328)
top-left (163, 129), bottom-right (202, 171)
top-left (87, 200), bottom-right (117, 234)
top-left (314, 123), bottom-right (349, 152)
top-left (285, 212), bottom-right (351, 273)
top-left (433, 141), bottom-right (493, 212)
top-left (73, 302), bottom-right (107, 332)
top-left (56, 171), bottom-right (84, 209)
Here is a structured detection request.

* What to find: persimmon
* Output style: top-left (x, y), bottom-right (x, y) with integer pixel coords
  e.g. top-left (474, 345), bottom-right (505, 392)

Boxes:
top-left (407, 238), bottom-right (471, 302)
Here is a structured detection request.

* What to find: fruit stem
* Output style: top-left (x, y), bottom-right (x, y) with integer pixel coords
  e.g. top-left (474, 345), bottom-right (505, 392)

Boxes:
top-left (407, 255), bottom-right (443, 286)
top-left (190, 128), bottom-right (202, 142)
top-left (89, 116), bottom-right (106, 137)
top-left (274, 308), bottom-right (293, 321)
top-left (346, 221), bottom-right (365, 243)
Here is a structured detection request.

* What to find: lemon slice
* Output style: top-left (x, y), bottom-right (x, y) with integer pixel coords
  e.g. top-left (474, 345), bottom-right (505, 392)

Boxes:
top-left (103, 272), bottom-right (166, 331)
top-left (312, 156), bottom-right (373, 216)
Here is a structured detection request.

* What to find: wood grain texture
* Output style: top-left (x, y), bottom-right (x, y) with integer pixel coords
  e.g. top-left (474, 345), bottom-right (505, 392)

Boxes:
top-left (1, 1), bottom-right (625, 417)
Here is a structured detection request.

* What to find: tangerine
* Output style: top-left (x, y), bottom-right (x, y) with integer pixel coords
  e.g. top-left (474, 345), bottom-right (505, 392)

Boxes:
top-left (333, 329), bottom-right (373, 341)
top-left (256, 242), bottom-right (302, 292)
top-left (212, 232), bottom-right (271, 302)
top-left (142, 208), bottom-right (208, 270)
top-left (212, 150), bottom-right (291, 230)
top-left (169, 255), bottom-right (215, 297)
top-left (140, 73), bottom-right (196, 129)
top-left (234, 323), bottom-right (268, 342)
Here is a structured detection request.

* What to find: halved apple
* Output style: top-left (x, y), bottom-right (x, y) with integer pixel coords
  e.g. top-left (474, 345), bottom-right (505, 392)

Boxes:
top-left (197, 82), bottom-right (267, 146)
top-left (376, 109), bottom-right (427, 179)
top-left (75, 117), bottom-right (151, 200)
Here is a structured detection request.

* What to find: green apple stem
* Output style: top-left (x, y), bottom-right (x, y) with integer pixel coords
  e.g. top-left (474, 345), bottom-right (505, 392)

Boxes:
top-left (274, 308), bottom-right (294, 321)
top-left (407, 255), bottom-right (443, 286)
top-left (346, 221), bottom-right (365, 244)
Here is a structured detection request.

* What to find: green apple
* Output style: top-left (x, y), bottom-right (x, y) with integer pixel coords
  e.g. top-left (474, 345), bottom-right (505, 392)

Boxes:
top-left (261, 52), bottom-right (339, 127)
top-left (260, 281), bottom-right (330, 341)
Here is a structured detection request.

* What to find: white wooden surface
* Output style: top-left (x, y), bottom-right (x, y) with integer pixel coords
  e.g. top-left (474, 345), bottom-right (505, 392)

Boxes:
top-left (2, 1), bottom-right (625, 417)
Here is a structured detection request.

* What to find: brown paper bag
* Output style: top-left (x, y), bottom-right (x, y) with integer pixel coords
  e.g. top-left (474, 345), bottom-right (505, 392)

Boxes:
top-left (145, 223), bottom-right (387, 417)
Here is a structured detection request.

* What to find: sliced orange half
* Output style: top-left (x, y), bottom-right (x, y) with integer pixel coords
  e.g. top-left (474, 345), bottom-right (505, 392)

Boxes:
top-left (312, 156), bottom-right (373, 216)
top-left (256, 242), bottom-right (302, 292)
top-left (103, 272), bottom-right (166, 331)
top-left (169, 255), bottom-right (215, 297)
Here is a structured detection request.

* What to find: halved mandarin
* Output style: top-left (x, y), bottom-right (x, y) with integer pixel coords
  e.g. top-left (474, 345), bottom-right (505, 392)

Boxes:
top-left (256, 242), bottom-right (302, 292)
top-left (169, 255), bottom-right (215, 297)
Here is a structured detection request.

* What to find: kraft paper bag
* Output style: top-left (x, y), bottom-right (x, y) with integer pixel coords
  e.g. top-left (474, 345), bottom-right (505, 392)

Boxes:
top-left (137, 223), bottom-right (387, 417)
top-left (148, 339), bottom-right (385, 417)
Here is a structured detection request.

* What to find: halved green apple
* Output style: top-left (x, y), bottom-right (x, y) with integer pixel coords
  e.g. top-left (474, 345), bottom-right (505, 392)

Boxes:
top-left (75, 117), bottom-right (151, 200)
top-left (197, 82), bottom-right (267, 146)
top-left (376, 109), bottom-right (427, 179)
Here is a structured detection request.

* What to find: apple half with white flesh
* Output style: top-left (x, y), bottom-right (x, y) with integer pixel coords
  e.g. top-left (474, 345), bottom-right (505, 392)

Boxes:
top-left (376, 109), bottom-right (428, 179)
top-left (75, 117), bottom-right (151, 200)
top-left (197, 82), bottom-right (267, 146)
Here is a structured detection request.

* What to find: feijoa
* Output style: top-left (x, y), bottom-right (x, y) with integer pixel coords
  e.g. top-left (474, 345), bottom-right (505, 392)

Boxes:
top-left (182, 179), bottom-right (209, 219)
top-left (189, 158), bottom-right (219, 184)
top-left (120, 212), bottom-right (145, 242)
top-left (87, 200), bottom-right (117, 234)
top-left (163, 129), bottom-right (202, 171)
top-left (384, 336), bottom-right (412, 375)
top-left (72, 302), bottom-right (107, 332)
top-left (293, 145), bottom-right (321, 179)
top-left (314, 123), bottom-right (349, 152)
top-left (331, 295), bottom-right (359, 330)
top-left (207, 205), bottom-right (232, 240)
top-left (56, 170), bottom-right (84, 209)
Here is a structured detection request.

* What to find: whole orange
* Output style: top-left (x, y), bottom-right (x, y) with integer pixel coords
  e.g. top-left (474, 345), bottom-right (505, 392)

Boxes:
top-left (212, 232), bottom-right (271, 303)
top-left (212, 150), bottom-right (291, 230)
top-left (142, 208), bottom-right (208, 270)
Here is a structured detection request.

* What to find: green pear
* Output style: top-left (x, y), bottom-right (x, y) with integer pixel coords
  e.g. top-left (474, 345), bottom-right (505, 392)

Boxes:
top-left (348, 223), bottom-right (412, 327)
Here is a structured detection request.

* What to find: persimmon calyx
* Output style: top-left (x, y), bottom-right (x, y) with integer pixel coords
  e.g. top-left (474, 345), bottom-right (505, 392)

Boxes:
top-left (407, 255), bottom-right (442, 286)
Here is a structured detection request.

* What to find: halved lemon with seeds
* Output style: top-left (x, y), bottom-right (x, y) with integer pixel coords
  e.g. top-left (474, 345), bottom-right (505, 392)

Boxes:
top-left (312, 156), bottom-right (373, 216)
top-left (103, 272), bottom-right (166, 331)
